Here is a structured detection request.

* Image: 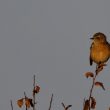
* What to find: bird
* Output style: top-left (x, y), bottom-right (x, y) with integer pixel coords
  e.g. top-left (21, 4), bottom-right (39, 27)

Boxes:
top-left (90, 32), bottom-right (110, 66)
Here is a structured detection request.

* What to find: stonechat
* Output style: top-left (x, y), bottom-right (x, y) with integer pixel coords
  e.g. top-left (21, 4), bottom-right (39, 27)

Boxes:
top-left (90, 32), bottom-right (110, 65)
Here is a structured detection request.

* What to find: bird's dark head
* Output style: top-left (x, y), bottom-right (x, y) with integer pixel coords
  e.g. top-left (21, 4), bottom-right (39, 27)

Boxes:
top-left (90, 32), bottom-right (107, 43)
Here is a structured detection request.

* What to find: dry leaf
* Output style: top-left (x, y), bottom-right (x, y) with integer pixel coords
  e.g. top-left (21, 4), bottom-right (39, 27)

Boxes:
top-left (85, 72), bottom-right (94, 78)
top-left (17, 98), bottom-right (24, 108)
top-left (96, 63), bottom-right (107, 75)
top-left (90, 97), bottom-right (96, 109)
top-left (33, 85), bottom-right (40, 95)
top-left (83, 100), bottom-right (89, 110)
top-left (95, 82), bottom-right (105, 90)
top-left (25, 98), bottom-right (31, 108)
top-left (96, 66), bottom-right (103, 75)
top-left (29, 98), bottom-right (34, 107)
top-left (98, 63), bottom-right (107, 67)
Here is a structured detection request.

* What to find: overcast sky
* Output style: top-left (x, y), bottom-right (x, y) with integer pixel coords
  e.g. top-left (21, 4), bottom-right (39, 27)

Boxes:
top-left (1, 0), bottom-right (110, 110)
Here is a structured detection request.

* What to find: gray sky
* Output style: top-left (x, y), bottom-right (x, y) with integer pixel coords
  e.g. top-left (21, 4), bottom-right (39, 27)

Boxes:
top-left (1, 0), bottom-right (110, 110)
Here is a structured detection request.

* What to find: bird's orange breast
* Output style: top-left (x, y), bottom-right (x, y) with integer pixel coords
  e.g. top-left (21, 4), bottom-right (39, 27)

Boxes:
top-left (90, 43), bottom-right (110, 63)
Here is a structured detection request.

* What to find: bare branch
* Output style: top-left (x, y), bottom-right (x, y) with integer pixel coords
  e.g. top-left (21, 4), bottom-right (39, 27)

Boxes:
top-left (10, 100), bottom-right (13, 110)
top-left (61, 102), bottom-right (72, 110)
top-left (48, 93), bottom-right (53, 110)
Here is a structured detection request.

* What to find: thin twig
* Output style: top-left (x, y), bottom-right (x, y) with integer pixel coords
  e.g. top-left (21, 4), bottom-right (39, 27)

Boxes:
top-left (88, 65), bottom-right (99, 110)
top-left (10, 100), bottom-right (13, 110)
top-left (48, 93), bottom-right (53, 110)
top-left (61, 102), bottom-right (72, 110)
top-left (88, 73), bottom-right (97, 107)
top-left (24, 92), bottom-right (27, 110)
top-left (62, 102), bottom-right (66, 109)
top-left (33, 75), bottom-right (36, 110)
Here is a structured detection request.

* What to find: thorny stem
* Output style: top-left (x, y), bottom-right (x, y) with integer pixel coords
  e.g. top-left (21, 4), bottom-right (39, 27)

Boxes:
top-left (88, 65), bottom-right (98, 110)
top-left (88, 74), bottom-right (97, 110)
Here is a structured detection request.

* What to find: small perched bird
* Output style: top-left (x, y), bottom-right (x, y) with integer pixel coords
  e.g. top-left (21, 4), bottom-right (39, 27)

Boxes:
top-left (90, 32), bottom-right (110, 65)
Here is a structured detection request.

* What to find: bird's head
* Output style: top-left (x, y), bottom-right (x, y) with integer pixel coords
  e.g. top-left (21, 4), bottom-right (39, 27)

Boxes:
top-left (90, 32), bottom-right (107, 44)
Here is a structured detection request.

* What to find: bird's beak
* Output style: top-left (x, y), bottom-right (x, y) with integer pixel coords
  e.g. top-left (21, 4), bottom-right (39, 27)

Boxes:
top-left (90, 37), bottom-right (94, 40)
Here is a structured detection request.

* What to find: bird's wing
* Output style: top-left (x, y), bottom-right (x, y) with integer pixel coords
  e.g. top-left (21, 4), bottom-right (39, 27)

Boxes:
top-left (90, 55), bottom-right (93, 66)
top-left (108, 42), bottom-right (110, 56)
top-left (90, 44), bottom-right (93, 65)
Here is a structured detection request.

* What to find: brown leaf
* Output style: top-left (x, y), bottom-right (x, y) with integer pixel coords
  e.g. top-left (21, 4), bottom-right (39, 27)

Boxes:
top-left (83, 100), bottom-right (90, 110)
top-left (33, 85), bottom-right (40, 95)
top-left (96, 63), bottom-right (107, 75)
top-left (96, 66), bottom-right (103, 75)
top-left (29, 98), bottom-right (34, 107)
top-left (95, 82), bottom-right (105, 90)
top-left (17, 98), bottom-right (24, 108)
top-left (98, 63), bottom-right (107, 67)
top-left (85, 72), bottom-right (94, 78)
top-left (25, 98), bottom-right (31, 108)
top-left (90, 97), bottom-right (96, 109)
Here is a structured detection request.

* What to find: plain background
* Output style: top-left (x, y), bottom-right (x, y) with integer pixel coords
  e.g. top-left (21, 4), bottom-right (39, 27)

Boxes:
top-left (1, 0), bottom-right (110, 110)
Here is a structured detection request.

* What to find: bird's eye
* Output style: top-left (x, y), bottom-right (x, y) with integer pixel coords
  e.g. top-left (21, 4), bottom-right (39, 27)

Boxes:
top-left (96, 36), bottom-right (100, 39)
